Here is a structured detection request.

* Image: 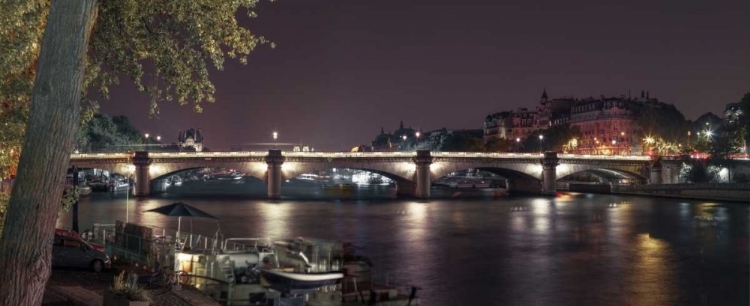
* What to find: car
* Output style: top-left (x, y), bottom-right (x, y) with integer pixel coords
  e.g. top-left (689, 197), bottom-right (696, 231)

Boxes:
top-left (55, 228), bottom-right (105, 252)
top-left (52, 234), bottom-right (111, 272)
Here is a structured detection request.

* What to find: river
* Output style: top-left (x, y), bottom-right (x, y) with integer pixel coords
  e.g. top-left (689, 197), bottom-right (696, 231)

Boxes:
top-left (57, 179), bottom-right (750, 306)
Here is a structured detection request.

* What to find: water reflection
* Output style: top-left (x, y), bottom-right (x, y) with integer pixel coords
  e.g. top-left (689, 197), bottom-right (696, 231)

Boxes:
top-left (258, 202), bottom-right (292, 238)
top-left (56, 193), bottom-right (749, 306)
top-left (629, 233), bottom-right (675, 306)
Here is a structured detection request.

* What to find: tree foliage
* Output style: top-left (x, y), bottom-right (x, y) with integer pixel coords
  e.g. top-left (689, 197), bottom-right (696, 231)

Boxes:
top-left (520, 124), bottom-right (582, 153)
top-left (1, 0), bottom-right (272, 179)
top-left (634, 101), bottom-right (688, 143)
top-left (485, 138), bottom-right (515, 152)
top-left (89, 0), bottom-right (272, 115)
top-left (76, 114), bottom-right (147, 152)
top-left (684, 161), bottom-right (712, 183)
top-left (440, 131), bottom-right (485, 152)
top-left (0, 1), bottom-right (274, 304)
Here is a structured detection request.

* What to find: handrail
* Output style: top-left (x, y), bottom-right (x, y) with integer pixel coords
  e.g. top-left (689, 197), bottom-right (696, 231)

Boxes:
top-left (69, 151), bottom-right (667, 161)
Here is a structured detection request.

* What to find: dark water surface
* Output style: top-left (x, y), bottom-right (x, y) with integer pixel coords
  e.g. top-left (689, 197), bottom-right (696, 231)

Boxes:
top-left (58, 181), bottom-right (750, 306)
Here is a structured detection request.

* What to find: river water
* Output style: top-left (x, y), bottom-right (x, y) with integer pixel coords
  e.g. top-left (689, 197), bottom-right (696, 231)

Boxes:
top-left (57, 180), bottom-right (750, 306)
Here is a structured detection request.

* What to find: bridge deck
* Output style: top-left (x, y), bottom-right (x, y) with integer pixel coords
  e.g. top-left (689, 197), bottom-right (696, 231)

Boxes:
top-left (69, 151), bottom-right (653, 161)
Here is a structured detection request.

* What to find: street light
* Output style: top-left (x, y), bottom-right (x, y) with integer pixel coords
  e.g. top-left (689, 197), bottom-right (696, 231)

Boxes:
top-left (402, 135), bottom-right (407, 140)
top-left (415, 131), bottom-right (420, 138)
top-left (612, 139), bottom-right (617, 155)
top-left (273, 131), bottom-right (278, 149)
top-left (156, 135), bottom-right (161, 141)
top-left (145, 133), bottom-right (149, 139)
top-left (538, 134), bottom-right (544, 153)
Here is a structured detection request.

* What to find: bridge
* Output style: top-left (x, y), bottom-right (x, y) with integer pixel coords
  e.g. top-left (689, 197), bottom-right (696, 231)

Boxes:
top-left (68, 150), bottom-right (667, 198)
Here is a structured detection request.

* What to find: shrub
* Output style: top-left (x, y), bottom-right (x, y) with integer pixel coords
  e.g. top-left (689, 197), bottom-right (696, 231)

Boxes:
top-left (111, 271), bottom-right (151, 302)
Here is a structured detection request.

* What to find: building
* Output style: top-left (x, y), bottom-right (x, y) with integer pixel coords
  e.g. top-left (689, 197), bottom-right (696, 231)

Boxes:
top-left (483, 90), bottom-right (663, 155)
top-left (178, 128), bottom-right (204, 152)
top-left (371, 121), bottom-right (417, 151)
top-left (484, 90), bottom-right (571, 142)
top-left (569, 97), bottom-right (639, 155)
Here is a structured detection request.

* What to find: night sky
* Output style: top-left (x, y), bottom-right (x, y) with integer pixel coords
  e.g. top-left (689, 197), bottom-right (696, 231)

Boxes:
top-left (100, 0), bottom-right (750, 151)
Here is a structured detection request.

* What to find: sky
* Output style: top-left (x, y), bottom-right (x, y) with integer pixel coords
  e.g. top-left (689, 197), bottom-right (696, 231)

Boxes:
top-left (99, 0), bottom-right (750, 151)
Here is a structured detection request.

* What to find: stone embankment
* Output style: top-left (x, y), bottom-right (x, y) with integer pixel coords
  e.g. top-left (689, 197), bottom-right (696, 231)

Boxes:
top-left (611, 183), bottom-right (750, 202)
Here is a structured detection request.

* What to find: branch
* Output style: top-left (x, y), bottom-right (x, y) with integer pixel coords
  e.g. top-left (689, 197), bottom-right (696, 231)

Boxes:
top-left (141, 17), bottom-right (165, 36)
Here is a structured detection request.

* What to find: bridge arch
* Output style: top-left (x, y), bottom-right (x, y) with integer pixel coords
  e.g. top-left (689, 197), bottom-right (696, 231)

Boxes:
top-left (68, 162), bottom-right (132, 176)
top-left (280, 159), bottom-right (418, 195)
top-left (556, 163), bottom-right (649, 182)
top-left (281, 160), bottom-right (416, 183)
top-left (148, 161), bottom-right (268, 182)
top-left (429, 160), bottom-right (544, 182)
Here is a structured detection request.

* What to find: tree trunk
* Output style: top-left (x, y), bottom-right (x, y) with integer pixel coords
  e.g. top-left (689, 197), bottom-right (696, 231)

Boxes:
top-left (0, 1), bottom-right (97, 306)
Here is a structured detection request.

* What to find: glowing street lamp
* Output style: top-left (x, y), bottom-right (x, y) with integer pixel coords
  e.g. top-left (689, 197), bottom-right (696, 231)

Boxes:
top-left (538, 134), bottom-right (544, 153)
top-left (144, 133), bottom-right (150, 139)
top-left (156, 135), bottom-right (161, 141)
top-left (415, 131), bottom-right (421, 138)
top-left (611, 140), bottom-right (617, 155)
top-left (402, 135), bottom-right (407, 140)
top-left (273, 131), bottom-right (278, 149)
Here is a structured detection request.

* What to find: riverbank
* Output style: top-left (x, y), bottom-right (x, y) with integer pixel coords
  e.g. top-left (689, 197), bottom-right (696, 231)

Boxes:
top-left (44, 262), bottom-right (220, 306)
top-left (611, 183), bottom-right (750, 203)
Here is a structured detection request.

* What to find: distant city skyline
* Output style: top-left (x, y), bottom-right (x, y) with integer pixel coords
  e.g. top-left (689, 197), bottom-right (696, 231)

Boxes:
top-left (97, 0), bottom-right (750, 150)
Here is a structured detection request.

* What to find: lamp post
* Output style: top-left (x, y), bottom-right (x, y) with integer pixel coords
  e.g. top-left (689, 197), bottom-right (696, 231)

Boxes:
top-left (415, 131), bottom-right (421, 150)
top-left (273, 131), bottom-right (278, 149)
top-left (611, 140), bottom-right (617, 155)
top-left (125, 158), bottom-right (135, 224)
top-left (538, 134), bottom-right (544, 153)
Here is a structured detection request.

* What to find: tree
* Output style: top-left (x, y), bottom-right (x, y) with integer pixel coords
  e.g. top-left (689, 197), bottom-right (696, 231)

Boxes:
top-left (440, 131), bottom-right (485, 152)
top-left (485, 138), bottom-right (514, 152)
top-left (76, 114), bottom-right (147, 152)
top-left (634, 101), bottom-right (689, 144)
top-left (0, 2), bottom-right (96, 305)
top-left (0, 1), bottom-right (271, 305)
top-left (520, 124), bottom-right (582, 153)
top-left (684, 161), bottom-right (712, 183)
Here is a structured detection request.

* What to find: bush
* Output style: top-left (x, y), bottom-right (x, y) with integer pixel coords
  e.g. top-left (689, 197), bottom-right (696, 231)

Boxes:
top-left (734, 173), bottom-right (750, 184)
top-left (110, 271), bottom-right (151, 302)
top-left (686, 162), bottom-right (712, 183)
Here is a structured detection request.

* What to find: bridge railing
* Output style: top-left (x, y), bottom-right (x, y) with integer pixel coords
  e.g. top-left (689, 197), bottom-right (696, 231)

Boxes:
top-left (69, 151), bottom-right (652, 161)
top-left (281, 151), bottom-right (418, 158)
top-left (147, 151), bottom-right (268, 158)
top-left (70, 153), bottom-right (132, 159)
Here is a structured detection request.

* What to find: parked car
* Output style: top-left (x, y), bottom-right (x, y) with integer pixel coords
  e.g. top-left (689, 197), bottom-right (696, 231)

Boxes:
top-left (55, 228), bottom-right (105, 251)
top-left (52, 234), bottom-right (111, 272)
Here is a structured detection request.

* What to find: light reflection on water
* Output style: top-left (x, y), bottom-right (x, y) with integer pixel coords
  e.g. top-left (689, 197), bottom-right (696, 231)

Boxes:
top-left (56, 187), bottom-right (750, 306)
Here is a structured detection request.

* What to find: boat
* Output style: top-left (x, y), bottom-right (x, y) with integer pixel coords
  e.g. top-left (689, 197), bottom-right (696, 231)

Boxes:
top-left (172, 235), bottom-right (417, 305)
top-left (261, 269), bottom-right (343, 291)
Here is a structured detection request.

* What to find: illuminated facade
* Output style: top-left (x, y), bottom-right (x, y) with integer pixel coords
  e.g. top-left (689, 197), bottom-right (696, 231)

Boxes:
top-left (569, 97), bottom-right (639, 155)
top-left (178, 128), bottom-right (204, 152)
top-left (483, 90), bottom-right (573, 142)
top-left (483, 90), bottom-right (656, 155)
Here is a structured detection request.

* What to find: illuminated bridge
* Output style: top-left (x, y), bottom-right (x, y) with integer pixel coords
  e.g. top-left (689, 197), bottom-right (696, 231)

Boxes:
top-left (67, 150), bottom-right (669, 198)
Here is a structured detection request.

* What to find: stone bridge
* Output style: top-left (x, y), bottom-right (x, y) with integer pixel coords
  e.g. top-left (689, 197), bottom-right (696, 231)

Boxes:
top-left (69, 150), bottom-right (658, 198)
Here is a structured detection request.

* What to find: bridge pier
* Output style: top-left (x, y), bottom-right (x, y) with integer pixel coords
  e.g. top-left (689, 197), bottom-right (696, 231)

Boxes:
top-left (414, 150), bottom-right (432, 198)
top-left (134, 151), bottom-right (151, 196)
top-left (266, 150), bottom-right (285, 199)
top-left (650, 158), bottom-right (662, 184)
top-left (542, 152), bottom-right (559, 195)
